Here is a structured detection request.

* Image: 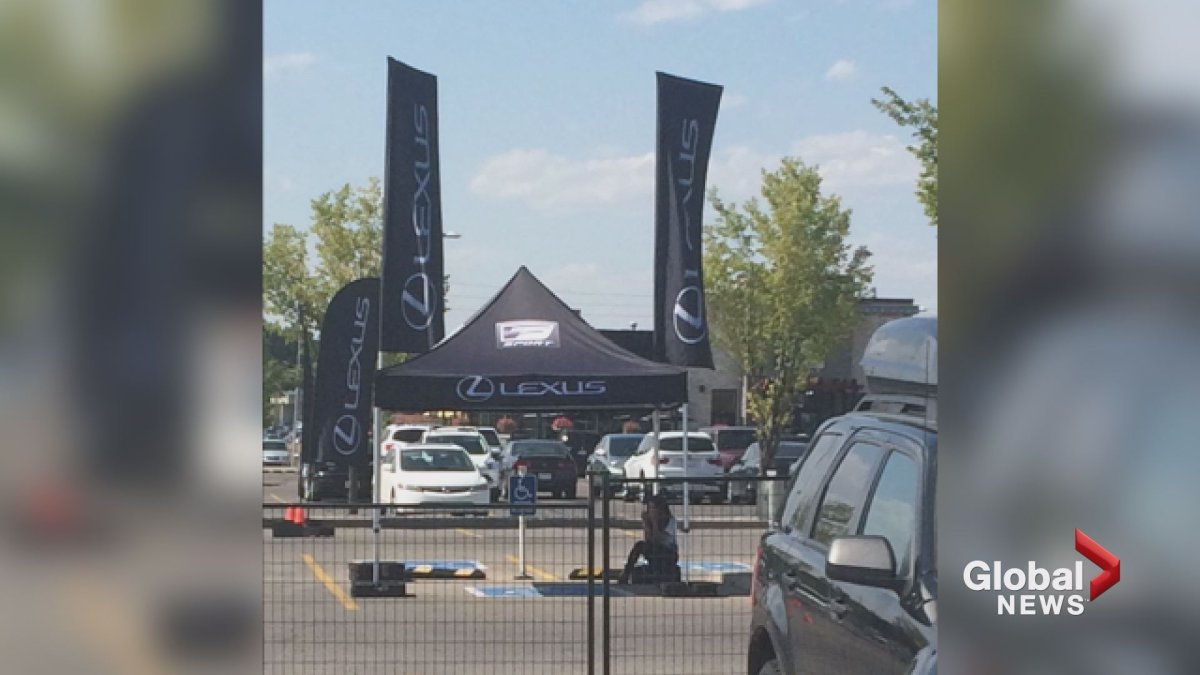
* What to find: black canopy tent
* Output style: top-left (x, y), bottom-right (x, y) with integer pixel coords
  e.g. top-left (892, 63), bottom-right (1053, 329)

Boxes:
top-left (374, 266), bottom-right (688, 411)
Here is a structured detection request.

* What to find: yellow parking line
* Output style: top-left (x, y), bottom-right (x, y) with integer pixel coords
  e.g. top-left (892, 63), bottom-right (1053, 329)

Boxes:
top-left (270, 494), bottom-right (286, 503)
top-left (301, 554), bottom-right (358, 611)
top-left (455, 528), bottom-right (480, 538)
top-left (619, 530), bottom-right (640, 538)
top-left (506, 554), bottom-right (559, 581)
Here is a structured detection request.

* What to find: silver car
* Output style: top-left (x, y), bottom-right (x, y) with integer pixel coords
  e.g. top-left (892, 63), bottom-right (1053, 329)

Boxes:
top-left (262, 439), bottom-right (290, 466)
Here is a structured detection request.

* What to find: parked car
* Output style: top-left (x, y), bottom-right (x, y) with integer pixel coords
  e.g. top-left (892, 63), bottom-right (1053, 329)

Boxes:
top-left (380, 424), bottom-right (433, 465)
top-left (726, 440), bottom-right (809, 504)
top-left (422, 427), bottom-right (502, 502)
top-left (262, 439), bottom-right (290, 466)
top-left (298, 460), bottom-right (370, 503)
top-left (586, 433), bottom-right (645, 496)
top-left (559, 430), bottom-right (602, 477)
top-left (476, 426), bottom-right (504, 454)
top-left (622, 431), bottom-right (725, 503)
top-left (500, 439), bottom-right (578, 499)
top-left (746, 409), bottom-right (936, 675)
top-left (700, 426), bottom-right (758, 472)
top-left (380, 444), bottom-right (490, 507)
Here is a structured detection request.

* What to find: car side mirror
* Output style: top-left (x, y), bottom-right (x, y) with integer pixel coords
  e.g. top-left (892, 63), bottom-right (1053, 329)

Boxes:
top-left (490, 449), bottom-right (501, 459)
top-left (826, 535), bottom-right (902, 591)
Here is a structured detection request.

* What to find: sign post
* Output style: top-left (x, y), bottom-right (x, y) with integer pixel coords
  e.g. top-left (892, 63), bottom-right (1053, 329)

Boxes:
top-left (509, 465), bottom-right (537, 580)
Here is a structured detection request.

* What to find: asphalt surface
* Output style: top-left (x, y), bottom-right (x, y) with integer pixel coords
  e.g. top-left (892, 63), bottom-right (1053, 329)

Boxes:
top-left (262, 470), bottom-right (768, 674)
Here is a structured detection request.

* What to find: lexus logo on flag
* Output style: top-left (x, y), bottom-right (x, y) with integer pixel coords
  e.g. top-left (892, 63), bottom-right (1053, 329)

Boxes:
top-left (401, 272), bottom-right (438, 330)
top-left (673, 287), bottom-right (706, 344)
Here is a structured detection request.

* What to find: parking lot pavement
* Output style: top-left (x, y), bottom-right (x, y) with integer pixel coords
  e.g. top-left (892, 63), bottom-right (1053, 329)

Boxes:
top-left (263, 471), bottom-right (764, 674)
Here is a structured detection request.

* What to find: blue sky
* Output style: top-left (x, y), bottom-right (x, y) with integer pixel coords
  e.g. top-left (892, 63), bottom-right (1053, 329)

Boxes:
top-left (265, 0), bottom-right (936, 330)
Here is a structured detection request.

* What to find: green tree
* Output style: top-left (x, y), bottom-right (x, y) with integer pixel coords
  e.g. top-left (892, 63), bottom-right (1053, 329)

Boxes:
top-left (873, 87), bottom-right (938, 227)
top-left (262, 329), bottom-right (299, 426)
top-left (264, 178), bottom-right (442, 411)
top-left (706, 158), bottom-right (873, 467)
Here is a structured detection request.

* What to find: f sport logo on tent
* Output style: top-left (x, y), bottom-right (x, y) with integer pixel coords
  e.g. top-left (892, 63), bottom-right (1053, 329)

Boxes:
top-left (496, 320), bottom-right (560, 348)
top-left (456, 375), bottom-right (497, 403)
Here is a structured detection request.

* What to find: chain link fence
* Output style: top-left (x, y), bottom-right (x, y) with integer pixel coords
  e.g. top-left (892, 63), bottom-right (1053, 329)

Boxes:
top-left (262, 475), bottom-right (785, 674)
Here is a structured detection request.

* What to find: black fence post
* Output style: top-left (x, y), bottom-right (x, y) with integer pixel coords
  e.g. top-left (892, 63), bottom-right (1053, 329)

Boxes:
top-left (602, 471), bottom-right (611, 675)
top-left (587, 472), bottom-right (596, 675)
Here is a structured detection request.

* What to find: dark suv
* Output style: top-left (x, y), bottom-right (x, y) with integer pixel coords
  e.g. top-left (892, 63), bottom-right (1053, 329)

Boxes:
top-left (747, 409), bottom-right (936, 675)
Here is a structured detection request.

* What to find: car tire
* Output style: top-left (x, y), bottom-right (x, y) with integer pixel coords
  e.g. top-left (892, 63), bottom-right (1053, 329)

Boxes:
top-left (709, 493), bottom-right (727, 505)
top-left (490, 487), bottom-right (501, 503)
top-left (756, 659), bottom-right (783, 675)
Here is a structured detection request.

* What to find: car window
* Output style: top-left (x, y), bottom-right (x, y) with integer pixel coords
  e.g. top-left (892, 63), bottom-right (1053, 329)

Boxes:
top-left (781, 432), bottom-right (843, 530)
top-left (811, 442), bottom-right (886, 547)
top-left (400, 448), bottom-right (475, 472)
top-left (514, 444), bottom-right (572, 459)
top-left (741, 443), bottom-right (760, 465)
top-left (429, 434), bottom-right (486, 455)
top-left (861, 451), bottom-right (920, 575)
top-left (392, 428), bottom-right (425, 443)
top-left (711, 428), bottom-right (756, 451)
top-left (659, 436), bottom-right (715, 452)
top-left (263, 441), bottom-right (287, 450)
top-left (479, 429), bottom-right (501, 446)
top-left (608, 436), bottom-right (642, 456)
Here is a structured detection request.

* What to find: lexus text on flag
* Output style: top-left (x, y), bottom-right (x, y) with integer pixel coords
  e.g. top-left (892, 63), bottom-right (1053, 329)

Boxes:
top-left (380, 57), bottom-right (444, 352)
top-left (312, 278), bottom-right (380, 468)
top-left (653, 72), bottom-right (721, 368)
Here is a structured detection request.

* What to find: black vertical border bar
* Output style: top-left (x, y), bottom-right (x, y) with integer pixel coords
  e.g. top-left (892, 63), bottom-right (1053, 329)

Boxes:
top-left (602, 471), bottom-right (612, 674)
top-left (587, 472), bottom-right (596, 675)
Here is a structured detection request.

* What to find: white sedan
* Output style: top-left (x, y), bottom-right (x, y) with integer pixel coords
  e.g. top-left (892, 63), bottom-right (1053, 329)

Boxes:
top-left (381, 444), bottom-right (491, 506)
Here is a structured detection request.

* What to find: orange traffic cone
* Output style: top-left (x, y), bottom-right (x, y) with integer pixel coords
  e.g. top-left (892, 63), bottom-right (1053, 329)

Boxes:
top-left (284, 506), bottom-right (297, 524)
top-left (293, 507), bottom-right (307, 526)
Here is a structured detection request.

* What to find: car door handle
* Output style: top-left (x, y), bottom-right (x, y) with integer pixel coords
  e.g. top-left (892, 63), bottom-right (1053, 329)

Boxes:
top-left (829, 591), bottom-right (850, 620)
top-left (780, 569), bottom-right (803, 591)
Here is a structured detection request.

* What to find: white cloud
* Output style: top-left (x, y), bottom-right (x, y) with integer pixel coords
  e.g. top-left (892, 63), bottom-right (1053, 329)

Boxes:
top-left (789, 131), bottom-right (917, 190)
top-left (264, 52), bottom-right (316, 78)
top-left (824, 59), bottom-right (858, 82)
top-left (621, 0), bottom-right (772, 25)
top-left (470, 148), bottom-right (653, 211)
top-left (707, 131), bottom-right (917, 198)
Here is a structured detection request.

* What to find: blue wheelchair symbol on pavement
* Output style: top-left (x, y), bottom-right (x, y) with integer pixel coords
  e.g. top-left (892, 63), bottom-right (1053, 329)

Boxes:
top-left (509, 474), bottom-right (537, 516)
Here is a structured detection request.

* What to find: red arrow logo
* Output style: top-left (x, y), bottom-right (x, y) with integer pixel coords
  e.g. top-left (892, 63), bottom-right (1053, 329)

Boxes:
top-left (1075, 529), bottom-right (1120, 601)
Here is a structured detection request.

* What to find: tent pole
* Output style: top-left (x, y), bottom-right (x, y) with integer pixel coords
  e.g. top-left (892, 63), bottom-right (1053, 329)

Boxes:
top-left (651, 409), bottom-right (661, 498)
top-left (682, 402), bottom-right (690, 531)
top-left (371, 351), bottom-right (383, 586)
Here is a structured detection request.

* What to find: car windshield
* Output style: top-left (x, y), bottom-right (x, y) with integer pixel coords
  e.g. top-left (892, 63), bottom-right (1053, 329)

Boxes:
top-left (512, 442), bottom-right (572, 458)
top-left (392, 428), bottom-right (425, 442)
top-left (775, 442), bottom-right (808, 459)
top-left (608, 436), bottom-right (642, 457)
top-left (479, 429), bottom-right (501, 447)
top-left (659, 436), bottom-right (715, 452)
top-left (400, 449), bottom-right (475, 471)
top-left (429, 434), bottom-right (486, 455)
top-left (263, 441), bottom-right (287, 451)
top-left (711, 429), bottom-right (756, 451)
